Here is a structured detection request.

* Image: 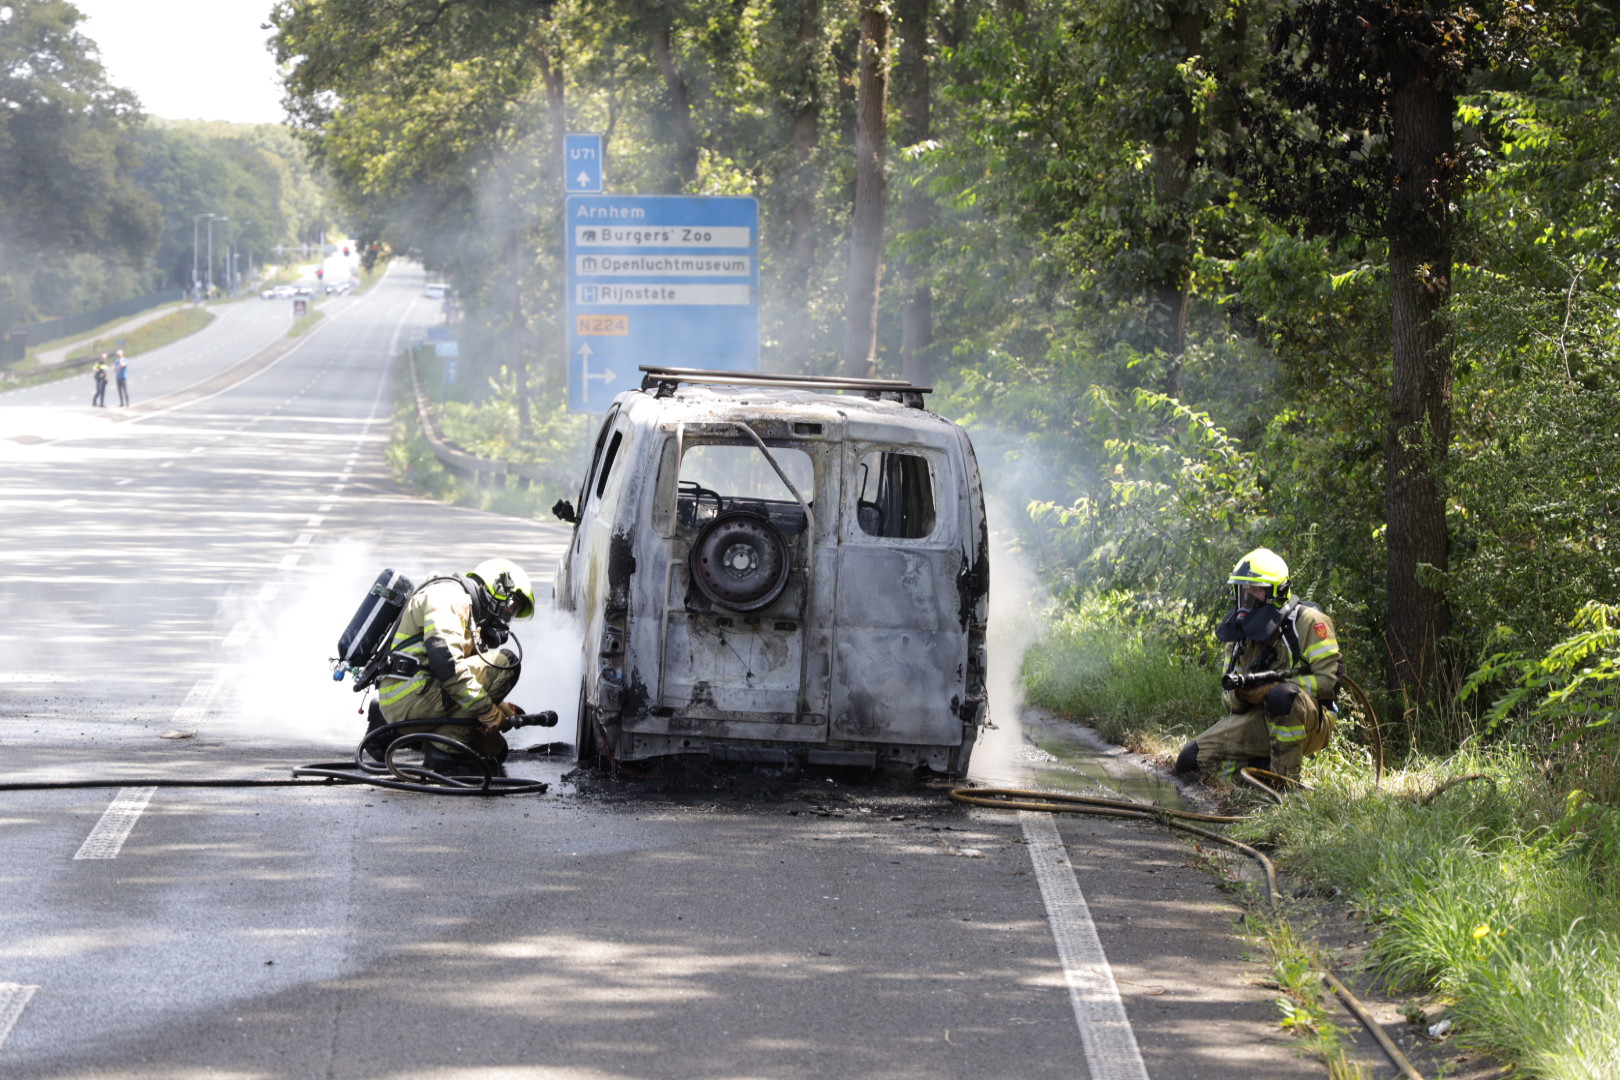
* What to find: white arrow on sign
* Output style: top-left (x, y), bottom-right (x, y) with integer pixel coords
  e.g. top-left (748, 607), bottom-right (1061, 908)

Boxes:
top-left (578, 342), bottom-right (617, 405)
top-left (576, 170), bottom-right (594, 187)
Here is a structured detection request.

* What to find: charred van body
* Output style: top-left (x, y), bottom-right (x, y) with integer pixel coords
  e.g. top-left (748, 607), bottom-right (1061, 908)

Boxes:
top-left (553, 367), bottom-right (990, 776)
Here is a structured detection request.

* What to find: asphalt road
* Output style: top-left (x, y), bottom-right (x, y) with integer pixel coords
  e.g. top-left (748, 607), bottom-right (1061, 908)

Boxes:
top-left (0, 265), bottom-right (1329, 1079)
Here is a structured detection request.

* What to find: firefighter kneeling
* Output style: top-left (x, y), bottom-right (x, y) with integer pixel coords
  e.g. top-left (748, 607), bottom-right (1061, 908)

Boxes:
top-left (1175, 547), bottom-right (1343, 783)
top-left (374, 558), bottom-right (536, 776)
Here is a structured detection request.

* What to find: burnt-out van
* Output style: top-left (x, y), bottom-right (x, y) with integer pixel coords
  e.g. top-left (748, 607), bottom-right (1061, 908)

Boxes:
top-left (552, 366), bottom-right (990, 775)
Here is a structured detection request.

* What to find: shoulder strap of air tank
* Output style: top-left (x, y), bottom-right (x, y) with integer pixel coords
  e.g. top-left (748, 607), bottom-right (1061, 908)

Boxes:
top-left (1278, 598), bottom-right (1304, 667)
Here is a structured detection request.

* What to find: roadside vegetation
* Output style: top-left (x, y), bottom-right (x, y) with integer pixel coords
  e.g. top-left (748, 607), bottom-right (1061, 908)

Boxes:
top-left (64, 306), bottom-right (216, 363)
top-left (387, 346), bottom-right (590, 520)
top-left (0, 2), bottom-right (334, 357)
top-left (0, 305), bottom-right (217, 392)
top-left (287, 307), bottom-right (325, 337)
top-left (272, 3), bottom-right (1620, 1074)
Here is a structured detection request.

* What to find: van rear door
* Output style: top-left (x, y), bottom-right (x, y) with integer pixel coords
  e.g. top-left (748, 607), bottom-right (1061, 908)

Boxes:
top-left (830, 445), bottom-right (967, 749)
top-left (646, 430), bottom-right (829, 743)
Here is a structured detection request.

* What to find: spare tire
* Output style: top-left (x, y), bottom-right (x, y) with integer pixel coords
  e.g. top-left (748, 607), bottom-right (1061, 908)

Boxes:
top-left (689, 511), bottom-right (791, 612)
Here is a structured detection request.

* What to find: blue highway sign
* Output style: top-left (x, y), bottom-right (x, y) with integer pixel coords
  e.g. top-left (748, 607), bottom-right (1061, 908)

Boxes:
top-left (564, 134), bottom-right (603, 193)
top-left (565, 195), bottom-right (759, 412)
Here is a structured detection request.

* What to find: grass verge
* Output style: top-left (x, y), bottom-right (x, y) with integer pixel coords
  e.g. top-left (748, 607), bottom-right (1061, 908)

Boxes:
top-left (1027, 603), bottom-right (1618, 1077)
top-left (1230, 749), bottom-right (1620, 1080)
top-left (288, 307), bottom-right (325, 337)
top-left (386, 349), bottom-right (590, 520)
top-left (65, 306), bottom-right (215, 361)
top-left (1022, 595), bottom-right (1212, 757)
top-left (1, 306), bottom-right (216, 391)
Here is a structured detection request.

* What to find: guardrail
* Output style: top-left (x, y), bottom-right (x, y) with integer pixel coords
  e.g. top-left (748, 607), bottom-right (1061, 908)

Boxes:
top-left (406, 346), bottom-right (576, 493)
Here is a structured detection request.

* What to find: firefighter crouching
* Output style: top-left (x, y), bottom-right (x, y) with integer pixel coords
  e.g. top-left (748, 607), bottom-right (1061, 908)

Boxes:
top-left (375, 558), bottom-right (536, 775)
top-left (1175, 548), bottom-right (1343, 782)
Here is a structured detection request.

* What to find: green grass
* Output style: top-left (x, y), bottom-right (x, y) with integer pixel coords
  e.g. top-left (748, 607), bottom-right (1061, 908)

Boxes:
top-left (385, 349), bottom-right (587, 521)
top-left (288, 307), bottom-right (325, 337)
top-left (64, 306), bottom-right (215, 361)
top-left (1, 306), bottom-right (216, 391)
top-left (1231, 748), bottom-right (1620, 1079)
top-left (1022, 598), bottom-right (1213, 756)
top-left (1024, 599), bottom-right (1620, 1077)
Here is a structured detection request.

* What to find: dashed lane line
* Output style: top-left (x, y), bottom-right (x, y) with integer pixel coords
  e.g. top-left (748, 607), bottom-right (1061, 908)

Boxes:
top-left (74, 787), bottom-right (157, 860)
top-left (1020, 809), bottom-right (1151, 1080)
top-left (0, 983), bottom-right (38, 1050)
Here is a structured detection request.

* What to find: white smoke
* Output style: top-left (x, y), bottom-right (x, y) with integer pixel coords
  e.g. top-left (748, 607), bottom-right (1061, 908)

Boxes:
top-left (968, 495), bottom-right (1050, 787)
top-left (211, 540), bottom-right (581, 750)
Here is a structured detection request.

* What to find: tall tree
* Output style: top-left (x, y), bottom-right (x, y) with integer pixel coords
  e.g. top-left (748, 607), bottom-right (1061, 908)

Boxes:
top-left (843, 1), bottom-right (890, 379)
top-left (1248, 0), bottom-right (1542, 698)
top-left (894, 0), bottom-right (933, 386)
top-left (0, 0), bottom-right (160, 325)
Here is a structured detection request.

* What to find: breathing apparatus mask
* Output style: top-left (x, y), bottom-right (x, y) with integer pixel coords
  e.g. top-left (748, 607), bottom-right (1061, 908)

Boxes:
top-left (1215, 591), bottom-right (1284, 644)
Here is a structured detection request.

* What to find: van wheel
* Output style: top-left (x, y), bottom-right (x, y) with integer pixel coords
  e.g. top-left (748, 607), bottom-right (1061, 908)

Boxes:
top-left (575, 681), bottom-right (601, 766)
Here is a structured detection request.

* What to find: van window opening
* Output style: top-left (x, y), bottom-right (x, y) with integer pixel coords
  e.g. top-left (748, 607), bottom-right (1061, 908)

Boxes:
top-left (595, 431), bottom-right (624, 499)
top-left (677, 443), bottom-right (813, 530)
top-left (855, 450), bottom-right (936, 539)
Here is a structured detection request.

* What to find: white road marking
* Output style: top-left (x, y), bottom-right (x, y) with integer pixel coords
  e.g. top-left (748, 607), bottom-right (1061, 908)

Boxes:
top-left (74, 787), bottom-right (157, 860)
top-left (278, 552), bottom-right (302, 570)
top-left (255, 582), bottom-right (281, 602)
top-left (223, 619), bottom-right (251, 647)
top-left (115, 478), bottom-right (132, 486)
top-left (170, 677), bottom-right (221, 726)
top-left (1020, 810), bottom-right (1150, 1080)
top-left (0, 983), bottom-right (38, 1049)
top-left (305, 516), bottom-right (324, 528)
top-left (293, 532), bottom-right (314, 546)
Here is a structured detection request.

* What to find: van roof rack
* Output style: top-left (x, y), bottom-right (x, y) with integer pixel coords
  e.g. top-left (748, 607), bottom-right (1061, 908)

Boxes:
top-left (639, 365), bottom-right (932, 408)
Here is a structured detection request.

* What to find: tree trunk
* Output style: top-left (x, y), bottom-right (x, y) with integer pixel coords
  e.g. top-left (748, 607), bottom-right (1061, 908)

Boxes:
top-left (1147, 1), bottom-right (1202, 391)
top-left (536, 38), bottom-right (567, 398)
top-left (785, 0), bottom-right (822, 372)
top-left (895, 0), bottom-right (933, 388)
top-left (648, 21), bottom-right (700, 188)
top-left (1383, 58), bottom-right (1455, 699)
top-left (842, 3), bottom-right (889, 380)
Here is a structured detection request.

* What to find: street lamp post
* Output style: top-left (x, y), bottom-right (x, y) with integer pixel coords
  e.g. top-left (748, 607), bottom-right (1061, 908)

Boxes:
top-left (206, 215), bottom-right (229, 297)
top-left (192, 213), bottom-right (216, 300)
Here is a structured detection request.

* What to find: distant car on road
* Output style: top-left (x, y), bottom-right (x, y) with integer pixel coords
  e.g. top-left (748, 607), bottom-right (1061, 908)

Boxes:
top-left (260, 285), bottom-right (296, 299)
top-left (423, 282), bottom-right (448, 299)
top-left (294, 286), bottom-right (313, 298)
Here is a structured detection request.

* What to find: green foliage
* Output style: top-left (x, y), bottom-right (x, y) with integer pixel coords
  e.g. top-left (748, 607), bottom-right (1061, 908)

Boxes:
top-left (1022, 595), bottom-right (1213, 754)
top-left (133, 120), bottom-right (329, 292)
top-left (64, 306), bottom-right (214, 362)
top-left (1241, 750), bottom-right (1620, 1078)
top-left (1460, 604), bottom-right (1620, 800)
top-left (0, 0), bottom-right (159, 327)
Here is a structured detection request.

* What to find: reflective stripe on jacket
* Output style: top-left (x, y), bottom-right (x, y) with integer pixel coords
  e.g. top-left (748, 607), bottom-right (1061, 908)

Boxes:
top-left (376, 578), bottom-right (493, 714)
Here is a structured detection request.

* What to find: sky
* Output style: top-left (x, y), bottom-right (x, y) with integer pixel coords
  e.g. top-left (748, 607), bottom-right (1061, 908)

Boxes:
top-left (71, 0), bottom-right (287, 126)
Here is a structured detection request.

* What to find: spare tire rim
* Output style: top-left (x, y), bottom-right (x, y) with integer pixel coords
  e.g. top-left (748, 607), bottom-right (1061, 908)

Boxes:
top-left (690, 511), bottom-right (791, 611)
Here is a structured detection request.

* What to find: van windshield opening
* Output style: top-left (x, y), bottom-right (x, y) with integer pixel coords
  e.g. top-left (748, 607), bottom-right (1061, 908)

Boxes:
top-left (677, 443), bottom-right (813, 531)
top-left (855, 450), bottom-right (936, 539)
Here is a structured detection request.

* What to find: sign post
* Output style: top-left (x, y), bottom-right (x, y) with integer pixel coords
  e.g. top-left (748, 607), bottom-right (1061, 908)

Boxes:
top-left (565, 195), bottom-right (759, 412)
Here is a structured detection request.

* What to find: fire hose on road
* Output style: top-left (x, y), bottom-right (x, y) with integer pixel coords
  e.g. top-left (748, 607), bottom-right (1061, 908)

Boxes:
top-left (949, 769), bottom-right (1427, 1080)
top-left (0, 714), bottom-right (559, 797)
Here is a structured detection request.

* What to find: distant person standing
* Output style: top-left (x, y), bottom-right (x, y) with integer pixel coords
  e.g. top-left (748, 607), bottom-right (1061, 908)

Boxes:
top-left (114, 350), bottom-right (130, 406)
top-left (91, 356), bottom-right (109, 407)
